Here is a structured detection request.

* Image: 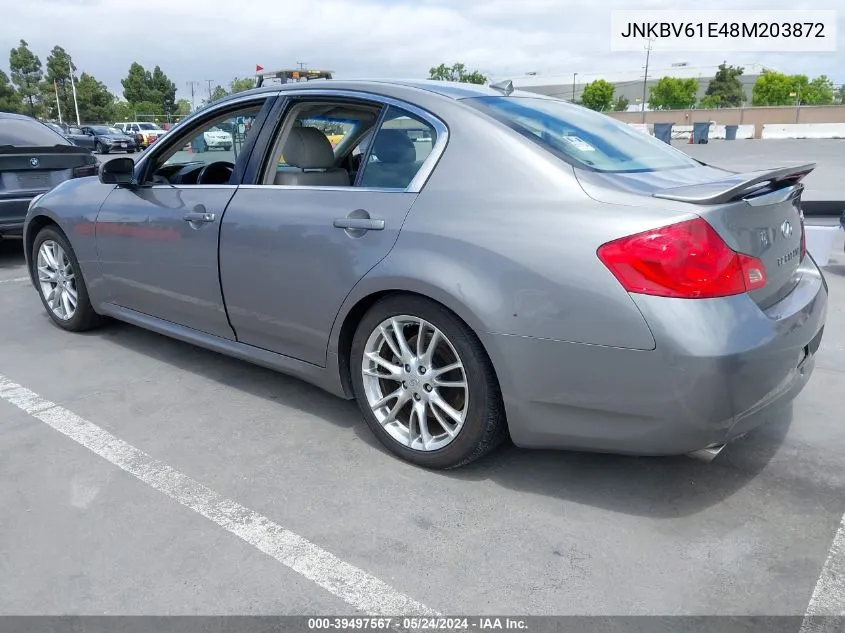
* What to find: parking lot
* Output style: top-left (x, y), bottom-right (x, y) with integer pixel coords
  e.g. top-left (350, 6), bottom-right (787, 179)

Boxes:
top-left (1, 141), bottom-right (845, 618)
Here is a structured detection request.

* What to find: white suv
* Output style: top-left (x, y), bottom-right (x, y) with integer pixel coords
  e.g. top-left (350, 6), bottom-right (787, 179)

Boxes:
top-left (114, 122), bottom-right (167, 148)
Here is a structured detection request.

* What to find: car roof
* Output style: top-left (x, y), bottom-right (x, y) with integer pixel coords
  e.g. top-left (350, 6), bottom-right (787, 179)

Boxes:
top-left (0, 111), bottom-right (37, 121)
top-left (212, 78), bottom-right (554, 105)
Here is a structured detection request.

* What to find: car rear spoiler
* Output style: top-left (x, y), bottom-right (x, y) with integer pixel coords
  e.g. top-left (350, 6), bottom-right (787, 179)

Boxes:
top-left (652, 163), bottom-right (816, 205)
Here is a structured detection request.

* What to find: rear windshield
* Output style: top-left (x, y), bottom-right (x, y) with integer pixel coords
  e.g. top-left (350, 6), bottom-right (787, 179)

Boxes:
top-left (465, 96), bottom-right (699, 173)
top-left (0, 117), bottom-right (72, 147)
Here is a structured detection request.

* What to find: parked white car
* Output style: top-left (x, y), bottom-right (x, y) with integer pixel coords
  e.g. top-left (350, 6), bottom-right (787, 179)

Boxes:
top-left (203, 126), bottom-right (233, 150)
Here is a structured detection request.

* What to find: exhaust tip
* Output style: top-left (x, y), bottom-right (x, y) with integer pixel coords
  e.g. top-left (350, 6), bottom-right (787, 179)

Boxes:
top-left (686, 443), bottom-right (727, 463)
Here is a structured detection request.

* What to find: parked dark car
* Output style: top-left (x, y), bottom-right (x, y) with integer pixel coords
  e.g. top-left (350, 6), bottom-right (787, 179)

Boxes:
top-left (0, 112), bottom-right (98, 239)
top-left (79, 125), bottom-right (137, 153)
top-left (63, 126), bottom-right (96, 149)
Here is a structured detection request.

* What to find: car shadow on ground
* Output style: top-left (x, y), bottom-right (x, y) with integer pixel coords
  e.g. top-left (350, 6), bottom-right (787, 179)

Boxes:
top-left (0, 237), bottom-right (25, 269)
top-left (93, 318), bottom-right (791, 520)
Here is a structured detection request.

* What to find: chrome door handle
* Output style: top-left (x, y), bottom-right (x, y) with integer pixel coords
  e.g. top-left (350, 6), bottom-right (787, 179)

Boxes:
top-left (183, 211), bottom-right (216, 223)
top-left (333, 218), bottom-right (384, 231)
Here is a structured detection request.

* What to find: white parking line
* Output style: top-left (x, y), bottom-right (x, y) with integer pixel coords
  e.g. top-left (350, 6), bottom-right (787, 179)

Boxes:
top-left (0, 277), bottom-right (28, 285)
top-left (800, 515), bottom-right (845, 631)
top-left (0, 374), bottom-right (438, 617)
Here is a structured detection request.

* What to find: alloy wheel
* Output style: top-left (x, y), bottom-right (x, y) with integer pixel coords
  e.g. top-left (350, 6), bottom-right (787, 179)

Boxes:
top-left (36, 240), bottom-right (78, 321)
top-left (361, 315), bottom-right (469, 452)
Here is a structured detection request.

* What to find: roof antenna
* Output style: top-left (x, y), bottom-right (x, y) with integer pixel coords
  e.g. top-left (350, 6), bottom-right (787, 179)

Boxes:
top-left (489, 79), bottom-right (514, 96)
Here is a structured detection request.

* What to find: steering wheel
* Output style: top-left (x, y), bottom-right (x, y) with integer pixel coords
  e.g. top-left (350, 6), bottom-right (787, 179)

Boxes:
top-left (196, 161), bottom-right (235, 185)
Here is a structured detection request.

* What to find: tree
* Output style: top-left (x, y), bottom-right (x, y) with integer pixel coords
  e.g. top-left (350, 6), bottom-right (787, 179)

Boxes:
top-left (804, 75), bottom-right (835, 105)
top-left (580, 79), bottom-right (615, 111)
top-left (121, 62), bottom-right (177, 117)
top-left (230, 77), bottom-right (255, 94)
top-left (40, 45), bottom-right (76, 120)
top-left (0, 69), bottom-right (20, 112)
top-left (175, 98), bottom-right (192, 116)
top-left (751, 69), bottom-right (796, 106)
top-left (648, 76), bottom-right (699, 110)
top-left (112, 100), bottom-right (133, 122)
top-left (9, 39), bottom-right (43, 116)
top-left (121, 62), bottom-right (150, 104)
top-left (702, 62), bottom-right (745, 108)
top-left (611, 95), bottom-right (629, 111)
top-left (132, 100), bottom-right (163, 118)
top-left (836, 85), bottom-right (845, 105)
top-left (74, 72), bottom-right (116, 122)
top-left (150, 65), bottom-right (176, 115)
top-left (698, 94), bottom-right (723, 108)
top-left (428, 62), bottom-right (486, 85)
top-left (208, 85), bottom-right (228, 103)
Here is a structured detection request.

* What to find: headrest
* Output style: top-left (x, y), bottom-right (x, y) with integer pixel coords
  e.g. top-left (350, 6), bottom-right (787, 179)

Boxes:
top-left (283, 127), bottom-right (336, 169)
top-left (372, 129), bottom-right (417, 164)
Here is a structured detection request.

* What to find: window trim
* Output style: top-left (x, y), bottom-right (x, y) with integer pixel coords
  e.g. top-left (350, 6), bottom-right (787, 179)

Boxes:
top-left (240, 88), bottom-right (449, 194)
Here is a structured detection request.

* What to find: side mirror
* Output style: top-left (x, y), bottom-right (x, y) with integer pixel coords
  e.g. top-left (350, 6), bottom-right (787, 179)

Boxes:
top-left (98, 157), bottom-right (136, 186)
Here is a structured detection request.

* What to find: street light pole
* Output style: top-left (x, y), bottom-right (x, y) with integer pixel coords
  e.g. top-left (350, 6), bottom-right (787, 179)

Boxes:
top-left (186, 81), bottom-right (200, 111)
top-left (641, 37), bottom-right (654, 121)
top-left (68, 58), bottom-right (81, 126)
top-left (572, 72), bottom-right (578, 102)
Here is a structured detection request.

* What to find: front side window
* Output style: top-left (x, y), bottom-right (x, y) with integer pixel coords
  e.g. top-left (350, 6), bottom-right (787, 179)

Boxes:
top-left (465, 96), bottom-right (699, 173)
top-left (0, 117), bottom-right (72, 146)
top-left (139, 123), bottom-right (161, 131)
top-left (141, 102), bottom-right (266, 185)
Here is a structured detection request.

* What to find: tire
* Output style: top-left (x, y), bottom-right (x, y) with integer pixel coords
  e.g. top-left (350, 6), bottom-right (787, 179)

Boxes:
top-left (224, 145), bottom-right (232, 151)
top-left (31, 226), bottom-right (104, 332)
top-left (350, 294), bottom-right (507, 469)
top-left (96, 141), bottom-right (108, 154)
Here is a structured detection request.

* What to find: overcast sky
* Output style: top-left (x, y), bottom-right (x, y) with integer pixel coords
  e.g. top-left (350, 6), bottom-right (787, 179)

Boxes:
top-left (2, 0), bottom-right (842, 102)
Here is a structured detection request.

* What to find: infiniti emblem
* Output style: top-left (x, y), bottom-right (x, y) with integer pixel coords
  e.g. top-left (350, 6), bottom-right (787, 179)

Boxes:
top-left (780, 220), bottom-right (793, 238)
top-left (29, 157), bottom-right (39, 167)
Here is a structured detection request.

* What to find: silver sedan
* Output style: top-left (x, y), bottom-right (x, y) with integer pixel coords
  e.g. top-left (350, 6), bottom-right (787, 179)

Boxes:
top-left (22, 79), bottom-right (828, 469)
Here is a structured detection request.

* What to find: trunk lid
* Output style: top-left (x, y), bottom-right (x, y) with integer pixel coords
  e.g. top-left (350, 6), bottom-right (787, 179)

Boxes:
top-left (0, 145), bottom-right (96, 195)
top-left (576, 162), bottom-right (815, 308)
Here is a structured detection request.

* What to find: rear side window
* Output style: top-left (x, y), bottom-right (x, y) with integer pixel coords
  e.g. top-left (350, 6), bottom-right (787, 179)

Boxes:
top-left (0, 117), bottom-right (72, 147)
top-left (465, 96), bottom-right (699, 173)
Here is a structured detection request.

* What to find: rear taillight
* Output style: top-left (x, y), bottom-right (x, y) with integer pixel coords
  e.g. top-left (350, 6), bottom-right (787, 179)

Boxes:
top-left (597, 217), bottom-right (767, 299)
top-left (72, 163), bottom-right (98, 178)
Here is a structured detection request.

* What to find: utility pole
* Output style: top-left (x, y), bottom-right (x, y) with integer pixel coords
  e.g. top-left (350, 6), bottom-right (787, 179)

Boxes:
top-left (641, 37), bottom-right (654, 121)
top-left (54, 79), bottom-right (63, 125)
top-left (571, 72), bottom-right (578, 102)
top-left (186, 81), bottom-right (200, 111)
top-left (205, 79), bottom-right (214, 101)
top-left (68, 58), bottom-right (81, 126)
top-left (296, 61), bottom-right (307, 71)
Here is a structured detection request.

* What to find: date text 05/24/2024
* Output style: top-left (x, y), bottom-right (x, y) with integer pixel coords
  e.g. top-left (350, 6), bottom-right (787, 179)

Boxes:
top-left (307, 617), bottom-right (528, 630)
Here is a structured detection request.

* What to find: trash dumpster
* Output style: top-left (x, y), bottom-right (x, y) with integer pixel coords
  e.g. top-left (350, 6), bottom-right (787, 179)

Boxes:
top-left (692, 122), bottom-right (710, 144)
top-left (725, 125), bottom-right (738, 141)
top-left (653, 123), bottom-right (673, 144)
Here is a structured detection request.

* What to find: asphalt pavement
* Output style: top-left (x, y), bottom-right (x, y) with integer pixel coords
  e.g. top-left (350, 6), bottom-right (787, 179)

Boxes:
top-left (1, 141), bottom-right (844, 619)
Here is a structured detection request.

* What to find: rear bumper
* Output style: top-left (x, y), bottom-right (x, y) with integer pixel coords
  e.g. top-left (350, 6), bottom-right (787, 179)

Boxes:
top-left (0, 194), bottom-right (43, 235)
top-left (486, 257), bottom-right (828, 456)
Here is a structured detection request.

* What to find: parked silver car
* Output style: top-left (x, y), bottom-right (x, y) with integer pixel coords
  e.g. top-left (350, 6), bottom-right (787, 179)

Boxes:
top-left (22, 80), bottom-right (828, 469)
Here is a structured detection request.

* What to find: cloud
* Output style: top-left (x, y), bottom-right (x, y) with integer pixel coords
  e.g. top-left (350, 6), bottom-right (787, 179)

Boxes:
top-left (1, 0), bottom-right (842, 101)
